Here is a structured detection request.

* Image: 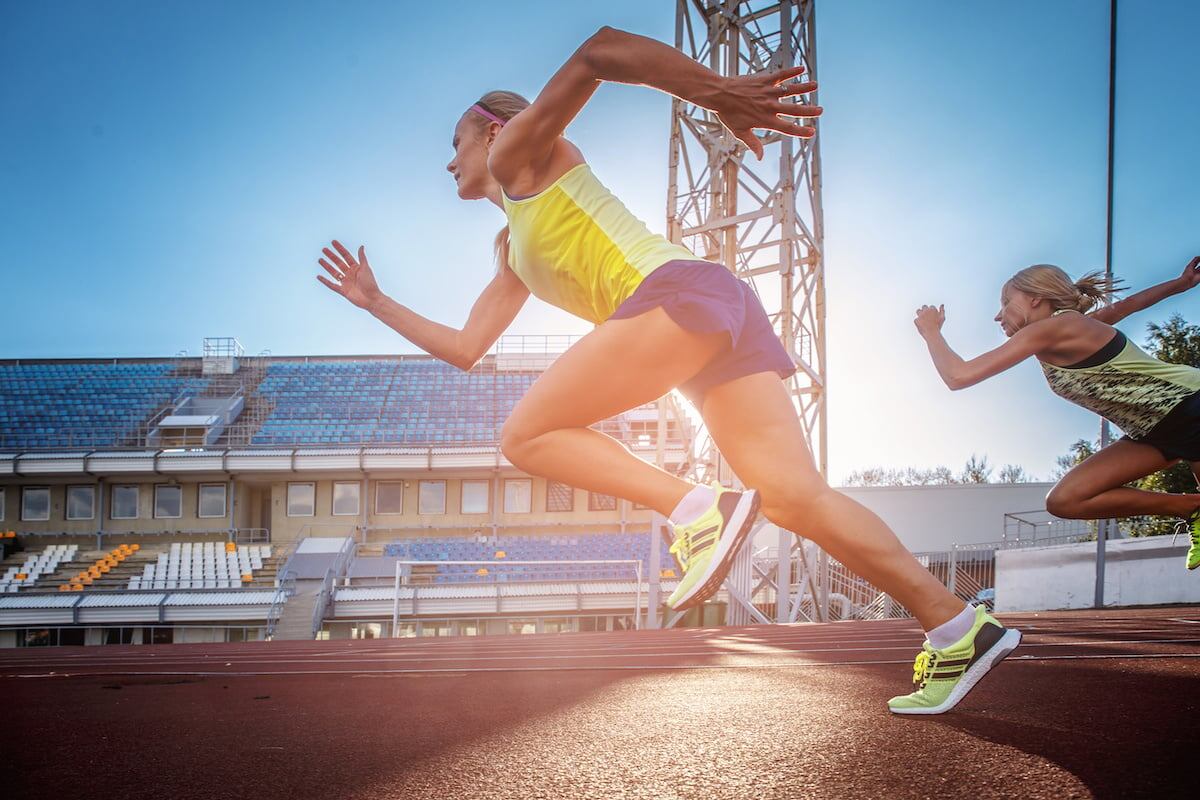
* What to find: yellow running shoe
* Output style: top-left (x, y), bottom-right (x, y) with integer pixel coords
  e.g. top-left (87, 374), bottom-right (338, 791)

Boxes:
top-left (888, 604), bottom-right (1022, 715)
top-left (1175, 510), bottom-right (1200, 571)
top-left (666, 482), bottom-right (760, 611)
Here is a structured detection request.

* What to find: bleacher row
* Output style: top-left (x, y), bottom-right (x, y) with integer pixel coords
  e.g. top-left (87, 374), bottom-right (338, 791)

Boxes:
top-left (0, 541), bottom-right (277, 594)
top-left (129, 542), bottom-right (273, 590)
top-left (383, 533), bottom-right (677, 583)
top-left (252, 360), bottom-right (537, 445)
top-left (0, 362), bottom-right (208, 449)
top-left (1, 544), bottom-right (79, 592)
top-left (0, 358), bottom-right (544, 448)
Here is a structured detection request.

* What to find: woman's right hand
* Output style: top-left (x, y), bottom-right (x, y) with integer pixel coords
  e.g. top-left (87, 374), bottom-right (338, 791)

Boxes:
top-left (709, 65), bottom-right (822, 160)
top-left (317, 239), bottom-right (382, 310)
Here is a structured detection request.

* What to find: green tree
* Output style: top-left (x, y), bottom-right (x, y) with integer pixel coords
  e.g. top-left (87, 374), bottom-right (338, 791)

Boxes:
top-left (998, 464), bottom-right (1030, 483)
top-left (1145, 314), bottom-right (1200, 367)
top-left (960, 453), bottom-right (993, 484)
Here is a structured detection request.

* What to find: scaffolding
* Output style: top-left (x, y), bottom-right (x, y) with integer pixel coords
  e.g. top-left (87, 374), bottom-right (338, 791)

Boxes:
top-left (666, 0), bottom-right (828, 623)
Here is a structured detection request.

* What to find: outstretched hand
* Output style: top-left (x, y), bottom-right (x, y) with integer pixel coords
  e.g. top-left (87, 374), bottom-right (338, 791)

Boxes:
top-left (1178, 256), bottom-right (1200, 290)
top-left (317, 240), bottom-right (382, 310)
top-left (914, 305), bottom-right (946, 337)
top-left (711, 64), bottom-right (821, 160)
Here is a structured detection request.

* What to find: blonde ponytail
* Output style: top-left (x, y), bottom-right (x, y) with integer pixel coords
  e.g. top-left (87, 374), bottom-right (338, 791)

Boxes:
top-left (1006, 264), bottom-right (1125, 313)
top-left (1071, 270), bottom-right (1125, 313)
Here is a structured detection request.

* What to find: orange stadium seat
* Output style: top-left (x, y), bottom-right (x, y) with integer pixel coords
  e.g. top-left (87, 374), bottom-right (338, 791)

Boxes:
top-left (495, 550), bottom-right (506, 559)
top-left (477, 568), bottom-right (489, 576)
top-left (241, 574), bottom-right (252, 582)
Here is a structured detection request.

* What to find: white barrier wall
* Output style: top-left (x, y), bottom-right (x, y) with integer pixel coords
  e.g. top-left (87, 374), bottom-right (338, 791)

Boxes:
top-left (995, 536), bottom-right (1200, 612)
top-left (835, 483), bottom-right (1056, 552)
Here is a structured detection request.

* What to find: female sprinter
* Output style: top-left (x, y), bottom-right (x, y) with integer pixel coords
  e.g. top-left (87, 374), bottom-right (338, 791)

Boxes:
top-left (316, 27), bottom-right (1018, 714)
top-left (915, 257), bottom-right (1200, 570)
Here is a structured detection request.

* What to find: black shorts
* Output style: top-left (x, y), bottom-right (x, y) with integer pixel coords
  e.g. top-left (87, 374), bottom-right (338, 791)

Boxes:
top-left (1124, 390), bottom-right (1200, 462)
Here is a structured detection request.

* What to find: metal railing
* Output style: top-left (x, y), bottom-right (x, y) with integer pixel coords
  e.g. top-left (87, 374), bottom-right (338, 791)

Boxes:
top-left (309, 537), bottom-right (356, 639)
top-left (265, 570), bottom-right (296, 640)
top-left (6, 528), bottom-right (266, 550)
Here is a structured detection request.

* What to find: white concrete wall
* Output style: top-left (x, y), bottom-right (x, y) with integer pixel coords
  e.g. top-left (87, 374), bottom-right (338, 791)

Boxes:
top-left (995, 536), bottom-right (1200, 612)
top-left (835, 483), bottom-right (1055, 552)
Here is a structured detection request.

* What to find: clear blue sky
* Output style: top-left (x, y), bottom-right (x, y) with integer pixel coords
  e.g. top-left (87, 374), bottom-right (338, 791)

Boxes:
top-left (2, 1), bottom-right (1197, 482)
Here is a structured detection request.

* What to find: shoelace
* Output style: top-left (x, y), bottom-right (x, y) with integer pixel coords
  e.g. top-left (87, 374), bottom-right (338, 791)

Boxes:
top-left (668, 528), bottom-right (692, 571)
top-left (911, 647), bottom-right (936, 687)
top-left (1170, 510), bottom-right (1200, 548)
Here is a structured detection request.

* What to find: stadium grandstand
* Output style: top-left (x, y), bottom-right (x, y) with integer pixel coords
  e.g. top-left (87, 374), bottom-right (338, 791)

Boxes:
top-left (0, 337), bottom-right (702, 647)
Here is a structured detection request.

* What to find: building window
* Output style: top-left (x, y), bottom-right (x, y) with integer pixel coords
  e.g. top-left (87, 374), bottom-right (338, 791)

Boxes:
top-left (111, 485), bottom-right (139, 520)
top-left (198, 484), bottom-right (227, 518)
top-left (21, 487), bottom-right (50, 521)
top-left (375, 482), bottom-right (404, 515)
top-left (154, 485), bottom-right (183, 519)
top-left (332, 482), bottom-right (361, 516)
top-left (504, 479), bottom-right (532, 514)
top-left (547, 481), bottom-right (574, 512)
top-left (287, 483), bottom-right (315, 517)
top-left (589, 492), bottom-right (617, 511)
top-left (418, 480), bottom-right (446, 515)
top-left (66, 486), bottom-right (95, 521)
top-left (461, 480), bottom-right (490, 514)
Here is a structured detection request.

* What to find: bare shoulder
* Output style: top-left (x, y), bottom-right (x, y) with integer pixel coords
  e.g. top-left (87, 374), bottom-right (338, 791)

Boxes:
top-left (491, 135), bottom-right (585, 197)
top-left (1034, 311), bottom-right (1118, 365)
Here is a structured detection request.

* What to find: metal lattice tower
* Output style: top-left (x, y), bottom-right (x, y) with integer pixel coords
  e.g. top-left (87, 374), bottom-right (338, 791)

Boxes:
top-left (667, 0), bottom-right (828, 624)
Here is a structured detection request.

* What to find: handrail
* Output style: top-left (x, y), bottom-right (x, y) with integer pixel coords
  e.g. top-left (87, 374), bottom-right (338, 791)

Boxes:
top-left (309, 535), bottom-right (356, 638)
top-left (265, 570), bottom-right (296, 640)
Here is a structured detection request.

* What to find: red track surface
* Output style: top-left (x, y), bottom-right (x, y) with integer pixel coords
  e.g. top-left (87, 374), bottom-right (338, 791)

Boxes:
top-left (4, 606), bottom-right (1198, 799)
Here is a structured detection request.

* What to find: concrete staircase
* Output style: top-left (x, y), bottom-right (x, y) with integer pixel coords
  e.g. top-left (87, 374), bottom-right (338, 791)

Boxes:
top-left (271, 578), bottom-right (323, 640)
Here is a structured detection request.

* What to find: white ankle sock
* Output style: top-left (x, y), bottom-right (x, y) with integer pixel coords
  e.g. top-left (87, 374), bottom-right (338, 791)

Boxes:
top-left (669, 484), bottom-right (716, 526)
top-left (926, 603), bottom-right (977, 650)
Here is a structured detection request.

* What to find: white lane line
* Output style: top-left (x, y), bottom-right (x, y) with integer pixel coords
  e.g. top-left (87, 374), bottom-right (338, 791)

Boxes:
top-left (2, 637), bottom-right (1197, 672)
top-left (9, 651), bottom-right (1200, 679)
top-left (2, 625), bottom-right (1196, 669)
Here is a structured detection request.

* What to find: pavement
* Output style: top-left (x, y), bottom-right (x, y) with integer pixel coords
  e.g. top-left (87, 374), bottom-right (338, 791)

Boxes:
top-left (3, 606), bottom-right (1198, 799)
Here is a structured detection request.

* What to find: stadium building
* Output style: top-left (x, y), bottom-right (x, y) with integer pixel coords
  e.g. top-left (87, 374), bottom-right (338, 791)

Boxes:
top-left (0, 338), bottom-right (704, 647)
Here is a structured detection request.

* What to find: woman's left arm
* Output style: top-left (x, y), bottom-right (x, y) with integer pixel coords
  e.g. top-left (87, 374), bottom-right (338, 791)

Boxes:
top-left (489, 26), bottom-right (820, 183)
top-left (1089, 255), bottom-right (1200, 324)
top-left (915, 305), bottom-right (1054, 390)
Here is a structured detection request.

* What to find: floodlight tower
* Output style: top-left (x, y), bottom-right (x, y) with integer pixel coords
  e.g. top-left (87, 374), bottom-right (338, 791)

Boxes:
top-left (667, 0), bottom-right (828, 624)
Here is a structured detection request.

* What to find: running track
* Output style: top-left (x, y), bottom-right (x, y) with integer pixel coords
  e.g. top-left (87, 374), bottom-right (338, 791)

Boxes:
top-left (4, 606), bottom-right (1197, 799)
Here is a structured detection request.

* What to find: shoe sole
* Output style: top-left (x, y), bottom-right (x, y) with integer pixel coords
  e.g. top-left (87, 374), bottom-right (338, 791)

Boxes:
top-left (670, 490), bottom-right (761, 612)
top-left (889, 627), bottom-right (1023, 715)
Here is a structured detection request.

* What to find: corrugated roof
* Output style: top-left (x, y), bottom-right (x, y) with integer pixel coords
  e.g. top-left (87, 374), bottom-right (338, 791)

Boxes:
top-left (0, 594), bottom-right (79, 609)
top-left (78, 593), bottom-right (167, 608)
top-left (162, 591), bottom-right (277, 606)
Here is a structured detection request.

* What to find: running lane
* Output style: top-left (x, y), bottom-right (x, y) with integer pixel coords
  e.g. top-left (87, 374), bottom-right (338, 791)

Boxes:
top-left (3, 607), bottom-right (1196, 799)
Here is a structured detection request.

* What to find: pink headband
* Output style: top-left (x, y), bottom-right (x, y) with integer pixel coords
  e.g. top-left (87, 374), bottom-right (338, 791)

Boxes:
top-left (470, 103), bottom-right (507, 126)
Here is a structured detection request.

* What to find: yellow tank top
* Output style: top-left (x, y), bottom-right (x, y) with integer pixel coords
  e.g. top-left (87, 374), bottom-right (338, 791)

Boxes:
top-left (501, 163), bottom-right (699, 325)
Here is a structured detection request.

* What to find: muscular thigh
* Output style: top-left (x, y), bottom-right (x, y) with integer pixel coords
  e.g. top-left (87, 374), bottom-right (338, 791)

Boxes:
top-left (699, 370), bottom-right (824, 502)
top-left (1053, 439), bottom-right (1176, 500)
top-left (502, 306), bottom-right (726, 441)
